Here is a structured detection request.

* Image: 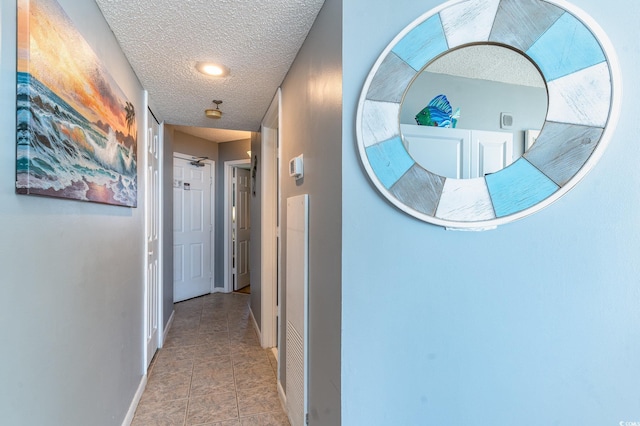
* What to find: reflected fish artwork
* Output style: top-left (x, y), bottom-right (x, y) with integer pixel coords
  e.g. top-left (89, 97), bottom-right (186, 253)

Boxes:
top-left (415, 94), bottom-right (460, 128)
top-left (16, 0), bottom-right (137, 207)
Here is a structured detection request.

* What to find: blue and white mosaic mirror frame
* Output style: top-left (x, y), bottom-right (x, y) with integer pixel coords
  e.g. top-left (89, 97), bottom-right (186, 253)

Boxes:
top-left (356, 0), bottom-right (621, 230)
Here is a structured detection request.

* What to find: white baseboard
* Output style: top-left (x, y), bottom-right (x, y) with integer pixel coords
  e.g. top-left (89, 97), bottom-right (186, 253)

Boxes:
top-left (160, 310), bottom-right (175, 348)
top-left (278, 380), bottom-right (287, 414)
top-left (249, 306), bottom-right (262, 345)
top-left (121, 374), bottom-right (147, 426)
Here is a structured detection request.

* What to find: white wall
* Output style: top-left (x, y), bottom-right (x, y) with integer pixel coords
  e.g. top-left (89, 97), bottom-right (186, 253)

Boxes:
top-left (342, 1), bottom-right (640, 425)
top-left (0, 1), bottom-right (146, 424)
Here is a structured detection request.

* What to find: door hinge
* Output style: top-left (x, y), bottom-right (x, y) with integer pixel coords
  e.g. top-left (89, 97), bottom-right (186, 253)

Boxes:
top-left (306, 413), bottom-right (309, 425)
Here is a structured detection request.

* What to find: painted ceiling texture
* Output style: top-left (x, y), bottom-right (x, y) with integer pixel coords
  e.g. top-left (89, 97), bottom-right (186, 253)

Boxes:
top-left (95, 0), bottom-right (325, 142)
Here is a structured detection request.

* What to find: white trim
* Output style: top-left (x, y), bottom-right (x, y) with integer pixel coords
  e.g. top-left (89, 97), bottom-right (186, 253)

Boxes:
top-left (223, 159), bottom-right (251, 294)
top-left (173, 152), bottom-right (216, 295)
top-left (278, 380), bottom-right (288, 415)
top-left (157, 121), bottom-right (165, 349)
top-left (142, 94), bottom-right (151, 371)
top-left (160, 309), bottom-right (174, 348)
top-left (121, 374), bottom-right (147, 426)
top-left (260, 88), bottom-right (281, 349)
top-left (249, 305), bottom-right (262, 343)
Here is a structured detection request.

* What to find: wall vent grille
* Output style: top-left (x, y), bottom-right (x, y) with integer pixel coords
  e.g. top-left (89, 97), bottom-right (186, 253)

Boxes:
top-left (286, 320), bottom-right (305, 426)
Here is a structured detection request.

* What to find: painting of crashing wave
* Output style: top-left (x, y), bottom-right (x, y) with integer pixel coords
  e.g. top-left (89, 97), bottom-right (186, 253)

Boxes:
top-left (16, 0), bottom-right (137, 207)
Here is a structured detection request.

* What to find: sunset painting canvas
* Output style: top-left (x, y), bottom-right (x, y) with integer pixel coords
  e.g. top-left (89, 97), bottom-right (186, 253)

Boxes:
top-left (16, 0), bottom-right (137, 207)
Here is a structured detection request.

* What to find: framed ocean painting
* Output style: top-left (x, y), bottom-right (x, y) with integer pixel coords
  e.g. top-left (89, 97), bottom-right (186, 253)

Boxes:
top-left (16, 0), bottom-right (137, 207)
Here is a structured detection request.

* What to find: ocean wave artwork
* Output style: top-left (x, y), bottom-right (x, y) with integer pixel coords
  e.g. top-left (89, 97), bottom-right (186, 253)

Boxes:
top-left (16, 0), bottom-right (137, 207)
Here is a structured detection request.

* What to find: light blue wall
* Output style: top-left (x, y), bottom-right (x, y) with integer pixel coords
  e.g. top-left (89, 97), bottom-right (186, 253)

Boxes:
top-left (342, 1), bottom-right (640, 425)
top-left (0, 1), bottom-right (146, 424)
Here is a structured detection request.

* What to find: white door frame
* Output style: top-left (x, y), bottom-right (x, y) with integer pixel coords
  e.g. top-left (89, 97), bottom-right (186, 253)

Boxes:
top-left (143, 93), bottom-right (164, 370)
top-left (223, 159), bottom-right (251, 293)
top-left (173, 152), bottom-right (216, 295)
top-left (260, 88), bottom-right (281, 349)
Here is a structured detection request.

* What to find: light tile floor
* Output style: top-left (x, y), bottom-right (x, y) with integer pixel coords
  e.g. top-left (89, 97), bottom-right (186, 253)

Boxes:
top-left (132, 293), bottom-right (289, 426)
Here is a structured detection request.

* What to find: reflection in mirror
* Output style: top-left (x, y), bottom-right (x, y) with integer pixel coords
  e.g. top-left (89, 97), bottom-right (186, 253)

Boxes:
top-left (400, 44), bottom-right (548, 179)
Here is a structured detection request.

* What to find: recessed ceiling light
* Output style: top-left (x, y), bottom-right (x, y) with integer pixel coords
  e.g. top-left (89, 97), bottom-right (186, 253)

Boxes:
top-left (196, 62), bottom-right (229, 77)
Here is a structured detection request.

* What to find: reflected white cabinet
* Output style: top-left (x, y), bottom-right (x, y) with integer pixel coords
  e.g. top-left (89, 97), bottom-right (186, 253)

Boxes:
top-left (401, 124), bottom-right (514, 179)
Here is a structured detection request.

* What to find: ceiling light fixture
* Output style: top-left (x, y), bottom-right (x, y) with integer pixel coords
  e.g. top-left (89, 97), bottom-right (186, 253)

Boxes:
top-left (196, 62), bottom-right (229, 77)
top-left (205, 100), bottom-right (223, 119)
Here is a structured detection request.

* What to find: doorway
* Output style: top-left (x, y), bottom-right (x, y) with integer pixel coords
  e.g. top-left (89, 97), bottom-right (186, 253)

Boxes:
top-left (173, 154), bottom-right (215, 302)
top-left (260, 89), bottom-right (281, 354)
top-left (224, 160), bottom-right (252, 293)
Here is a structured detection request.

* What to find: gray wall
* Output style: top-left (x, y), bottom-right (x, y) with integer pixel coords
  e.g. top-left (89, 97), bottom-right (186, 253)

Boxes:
top-left (342, 0), bottom-right (640, 425)
top-left (279, 0), bottom-right (342, 423)
top-left (249, 132), bottom-right (262, 325)
top-left (0, 1), bottom-right (145, 424)
top-left (172, 129), bottom-right (220, 162)
top-left (162, 126), bottom-right (175, 326)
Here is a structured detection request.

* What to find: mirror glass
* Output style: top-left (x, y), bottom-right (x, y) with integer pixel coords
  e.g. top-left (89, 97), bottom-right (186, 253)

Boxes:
top-left (400, 44), bottom-right (548, 179)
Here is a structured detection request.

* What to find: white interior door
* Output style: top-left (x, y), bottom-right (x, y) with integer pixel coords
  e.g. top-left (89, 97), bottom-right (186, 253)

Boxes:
top-left (471, 130), bottom-right (514, 177)
top-left (145, 109), bottom-right (161, 368)
top-left (234, 167), bottom-right (251, 290)
top-left (401, 124), bottom-right (471, 179)
top-left (173, 156), bottom-right (213, 302)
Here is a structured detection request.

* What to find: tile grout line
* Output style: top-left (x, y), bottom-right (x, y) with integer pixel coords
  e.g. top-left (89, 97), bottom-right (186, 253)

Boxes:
top-left (134, 294), bottom-right (289, 425)
top-left (185, 302), bottom-right (204, 426)
top-left (229, 311), bottom-right (243, 424)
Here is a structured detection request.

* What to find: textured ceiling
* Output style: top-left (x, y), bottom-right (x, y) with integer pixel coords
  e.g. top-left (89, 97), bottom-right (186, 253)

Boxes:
top-left (172, 126), bottom-right (251, 143)
top-left (95, 0), bottom-right (325, 140)
top-left (427, 44), bottom-right (546, 88)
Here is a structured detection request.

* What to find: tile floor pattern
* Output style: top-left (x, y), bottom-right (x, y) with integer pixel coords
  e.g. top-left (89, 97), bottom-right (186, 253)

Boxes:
top-left (132, 293), bottom-right (290, 426)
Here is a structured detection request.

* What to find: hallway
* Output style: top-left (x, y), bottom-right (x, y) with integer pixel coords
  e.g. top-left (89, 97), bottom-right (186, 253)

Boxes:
top-left (132, 293), bottom-right (289, 425)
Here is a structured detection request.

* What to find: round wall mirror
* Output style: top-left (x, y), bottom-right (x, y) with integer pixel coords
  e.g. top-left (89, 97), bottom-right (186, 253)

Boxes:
top-left (400, 44), bottom-right (548, 179)
top-left (356, 0), bottom-right (620, 230)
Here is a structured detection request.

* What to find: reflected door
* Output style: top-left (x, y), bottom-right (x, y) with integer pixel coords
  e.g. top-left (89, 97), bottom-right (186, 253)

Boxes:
top-left (401, 124), bottom-right (514, 179)
top-left (402, 125), bottom-right (471, 179)
top-left (173, 157), bottom-right (213, 302)
top-left (472, 130), bottom-right (514, 177)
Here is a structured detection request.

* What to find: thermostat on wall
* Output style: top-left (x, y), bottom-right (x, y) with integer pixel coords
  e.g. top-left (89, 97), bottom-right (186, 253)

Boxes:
top-left (289, 154), bottom-right (304, 180)
top-left (500, 112), bottom-right (514, 129)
